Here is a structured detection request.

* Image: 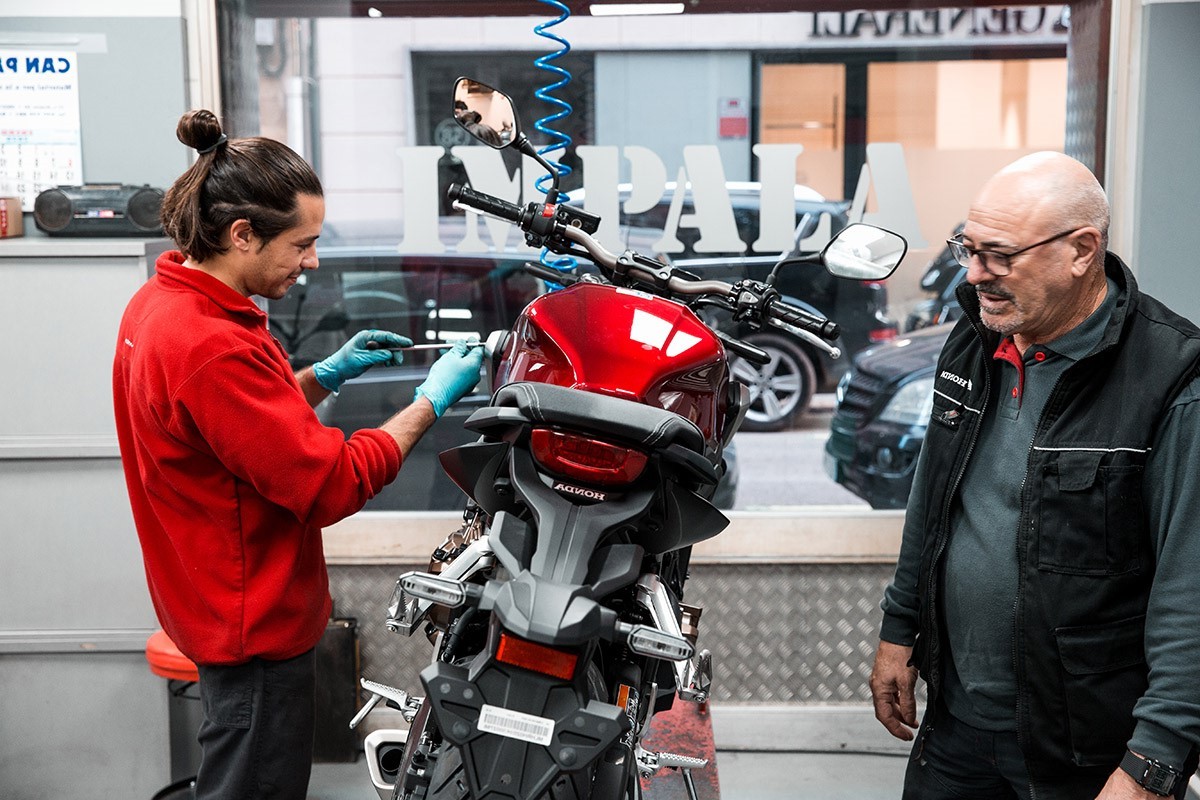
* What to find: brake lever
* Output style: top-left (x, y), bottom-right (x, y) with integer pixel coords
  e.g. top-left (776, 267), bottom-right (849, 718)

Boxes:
top-left (768, 318), bottom-right (841, 358)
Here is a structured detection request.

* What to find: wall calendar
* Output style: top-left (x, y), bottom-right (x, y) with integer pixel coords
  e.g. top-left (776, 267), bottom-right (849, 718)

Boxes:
top-left (0, 50), bottom-right (83, 212)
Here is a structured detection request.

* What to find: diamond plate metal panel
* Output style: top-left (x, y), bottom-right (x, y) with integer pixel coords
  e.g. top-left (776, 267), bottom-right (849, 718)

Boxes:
top-left (1064, 0), bottom-right (1111, 180)
top-left (331, 563), bottom-right (435, 700)
top-left (682, 564), bottom-right (893, 703)
top-left (330, 562), bottom-right (900, 705)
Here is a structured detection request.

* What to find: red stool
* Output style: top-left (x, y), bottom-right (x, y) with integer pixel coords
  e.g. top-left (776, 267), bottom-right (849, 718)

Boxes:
top-left (145, 631), bottom-right (200, 800)
top-left (146, 630), bottom-right (200, 682)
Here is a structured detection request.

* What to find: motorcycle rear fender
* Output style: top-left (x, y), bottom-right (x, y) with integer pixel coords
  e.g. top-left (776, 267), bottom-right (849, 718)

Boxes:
top-left (489, 511), bottom-right (645, 602)
top-left (508, 447), bottom-right (655, 585)
top-left (419, 656), bottom-right (628, 800)
top-left (487, 569), bottom-right (617, 647)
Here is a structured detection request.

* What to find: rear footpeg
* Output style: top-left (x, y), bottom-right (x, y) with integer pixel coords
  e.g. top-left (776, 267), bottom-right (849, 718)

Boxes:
top-left (651, 752), bottom-right (709, 770)
top-left (635, 743), bottom-right (709, 775)
top-left (350, 678), bottom-right (423, 729)
top-left (636, 747), bottom-right (709, 800)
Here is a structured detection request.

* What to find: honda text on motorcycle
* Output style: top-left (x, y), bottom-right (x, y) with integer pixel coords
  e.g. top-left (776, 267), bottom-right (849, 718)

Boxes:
top-left (349, 77), bottom-right (907, 800)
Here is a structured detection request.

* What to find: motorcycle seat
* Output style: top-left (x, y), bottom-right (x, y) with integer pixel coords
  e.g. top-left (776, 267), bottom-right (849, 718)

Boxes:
top-left (485, 381), bottom-right (708, 457)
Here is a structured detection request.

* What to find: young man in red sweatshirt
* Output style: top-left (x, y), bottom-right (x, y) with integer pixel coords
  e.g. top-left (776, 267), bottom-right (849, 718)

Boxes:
top-left (113, 109), bottom-right (483, 800)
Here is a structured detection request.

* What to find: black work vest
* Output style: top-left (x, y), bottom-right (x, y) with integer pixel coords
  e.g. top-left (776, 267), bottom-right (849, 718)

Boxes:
top-left (912, 253), bottom-right (1200, 778)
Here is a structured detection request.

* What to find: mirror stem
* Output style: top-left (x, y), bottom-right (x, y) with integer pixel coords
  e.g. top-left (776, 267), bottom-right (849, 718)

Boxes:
top-left (766, 252), bottom-right (820, 287)
top-left (514, 132), bottom-right (561, 204)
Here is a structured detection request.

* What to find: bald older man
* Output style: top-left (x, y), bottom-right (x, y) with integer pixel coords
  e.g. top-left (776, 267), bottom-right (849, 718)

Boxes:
top-left (869, 152), bottom-right (1200, 800)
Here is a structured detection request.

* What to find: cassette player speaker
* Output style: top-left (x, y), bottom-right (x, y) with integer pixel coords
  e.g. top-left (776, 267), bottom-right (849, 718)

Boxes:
top-left (34, 184), bottom-right (165, 236)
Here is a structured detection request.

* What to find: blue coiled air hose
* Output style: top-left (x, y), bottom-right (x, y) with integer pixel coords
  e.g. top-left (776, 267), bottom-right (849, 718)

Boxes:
top-left (533, 0), bottom-right (577, 281)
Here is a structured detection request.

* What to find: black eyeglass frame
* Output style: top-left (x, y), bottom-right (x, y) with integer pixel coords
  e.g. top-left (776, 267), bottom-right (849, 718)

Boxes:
top-left (946, 228), bottom-right (1082, 276)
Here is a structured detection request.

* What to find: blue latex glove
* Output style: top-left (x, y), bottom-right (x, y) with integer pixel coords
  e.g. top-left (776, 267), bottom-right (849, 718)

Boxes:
top-left (312, 330), bottom-right (413, 392)
top-left (414, 340), bottom-right (485, 417)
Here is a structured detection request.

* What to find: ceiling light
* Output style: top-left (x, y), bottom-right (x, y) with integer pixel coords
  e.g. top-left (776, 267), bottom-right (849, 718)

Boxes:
top-left (589, 3), bottom-right (685, 16)
top-left (367, 7), bottom-right (382, 17)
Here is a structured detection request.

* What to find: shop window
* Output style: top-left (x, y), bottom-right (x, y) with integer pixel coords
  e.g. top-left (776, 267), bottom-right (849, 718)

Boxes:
top-left (239, 3), bottom-right (1081, 513)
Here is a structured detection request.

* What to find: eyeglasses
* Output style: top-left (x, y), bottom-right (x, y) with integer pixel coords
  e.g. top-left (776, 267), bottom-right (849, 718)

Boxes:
top-left (946, 228), bottom-right (1081, 276)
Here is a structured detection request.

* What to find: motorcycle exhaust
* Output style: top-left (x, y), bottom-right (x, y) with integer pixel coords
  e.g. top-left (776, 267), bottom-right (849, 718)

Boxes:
top-left (363, 728), bottom-right (409, 796)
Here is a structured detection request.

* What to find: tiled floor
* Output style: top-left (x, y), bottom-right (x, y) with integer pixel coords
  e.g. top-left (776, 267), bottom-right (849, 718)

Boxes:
top-left (307, 750), bottom-right (912, 800)
top-left (309, 751), bottom-right (1200, 800)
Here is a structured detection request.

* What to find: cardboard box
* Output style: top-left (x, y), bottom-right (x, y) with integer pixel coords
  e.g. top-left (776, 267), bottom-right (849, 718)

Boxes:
top-left (0, 197), bottom-right (23, 238)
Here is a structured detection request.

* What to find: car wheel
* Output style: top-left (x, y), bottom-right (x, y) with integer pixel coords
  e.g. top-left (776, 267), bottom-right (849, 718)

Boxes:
top-left (730, 333), bottom-right (816, 431)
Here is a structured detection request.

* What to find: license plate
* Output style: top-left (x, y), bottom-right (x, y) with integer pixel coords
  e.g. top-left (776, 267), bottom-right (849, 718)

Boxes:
top-left (477, 703), bottom-right (555, 746)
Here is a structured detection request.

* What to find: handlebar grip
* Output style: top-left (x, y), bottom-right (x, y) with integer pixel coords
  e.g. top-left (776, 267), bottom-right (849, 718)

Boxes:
top-left (447, 183), bottom-right (523, 223)
top-left (770, 301), bottom-right (840, 341)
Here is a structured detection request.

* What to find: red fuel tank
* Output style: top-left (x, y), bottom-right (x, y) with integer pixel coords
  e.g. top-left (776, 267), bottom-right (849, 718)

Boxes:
top-left (494, 283), bottom-right (729, 448)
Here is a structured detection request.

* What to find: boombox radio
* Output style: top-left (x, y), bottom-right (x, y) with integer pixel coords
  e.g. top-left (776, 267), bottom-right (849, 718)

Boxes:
top-left (34, 183), bottom-right (165, 237)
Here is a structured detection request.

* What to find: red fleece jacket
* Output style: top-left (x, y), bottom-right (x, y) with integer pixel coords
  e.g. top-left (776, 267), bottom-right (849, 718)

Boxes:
top-left (113, 252), bottom-right (402, 665)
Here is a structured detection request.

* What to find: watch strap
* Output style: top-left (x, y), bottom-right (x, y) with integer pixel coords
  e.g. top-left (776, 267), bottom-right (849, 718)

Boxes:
top-left (1120, 749), bottom-right (1182, 797)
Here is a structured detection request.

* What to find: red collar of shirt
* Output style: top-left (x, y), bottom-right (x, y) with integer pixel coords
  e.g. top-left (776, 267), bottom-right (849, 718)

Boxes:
top-left (994, 337), bottom-right (1025, 400)
top-left (155, 250), bottom-right (267, 321)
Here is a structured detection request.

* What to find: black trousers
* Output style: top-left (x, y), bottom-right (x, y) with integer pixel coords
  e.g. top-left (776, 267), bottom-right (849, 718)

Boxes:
top-left (902, 702), bottom-right (1193, 800)
top-left (195, 648), bottom-right (316, 800)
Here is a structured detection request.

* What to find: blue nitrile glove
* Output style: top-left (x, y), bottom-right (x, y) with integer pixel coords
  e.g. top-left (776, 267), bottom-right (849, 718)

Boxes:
top-left (414, 339), bottom-right (485, 417)
top-left (312, 330), bottom-right (413, 392)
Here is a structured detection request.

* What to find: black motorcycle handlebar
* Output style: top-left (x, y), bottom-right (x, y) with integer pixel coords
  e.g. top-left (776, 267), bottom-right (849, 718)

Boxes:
top-left (449, 183), bottom-right (843, 343)
top-left (770, 300), bottom-right (840, 341)
top-left (448, 183), bottom-right (524, 223)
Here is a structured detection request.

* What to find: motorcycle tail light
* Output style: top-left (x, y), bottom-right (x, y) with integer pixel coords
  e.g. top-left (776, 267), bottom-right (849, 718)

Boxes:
top-left (869, 328), bottom-right (898, 343)
top-left (529, 428), bottom-right (648, 487)
top-left (496, 633), bottom-right (579, 681)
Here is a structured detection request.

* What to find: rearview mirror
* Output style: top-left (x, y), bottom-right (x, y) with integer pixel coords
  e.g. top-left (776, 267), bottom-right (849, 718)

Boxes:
top-left (453, 77), bottom-right (517, 149)
top-left (822, 223), bottom-right (907, 280)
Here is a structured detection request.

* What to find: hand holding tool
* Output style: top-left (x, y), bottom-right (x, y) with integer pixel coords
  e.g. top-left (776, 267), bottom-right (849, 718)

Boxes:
top-left (365, 341), bottom-right (487, 353)
top-left (414, 340), bottom-right (486, 417)
top-left (313, 330), bottom-right (413, 392)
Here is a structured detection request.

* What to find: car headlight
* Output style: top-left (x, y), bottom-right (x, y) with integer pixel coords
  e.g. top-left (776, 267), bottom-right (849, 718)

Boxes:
top-left (879, 376), bottom-right (935, 426)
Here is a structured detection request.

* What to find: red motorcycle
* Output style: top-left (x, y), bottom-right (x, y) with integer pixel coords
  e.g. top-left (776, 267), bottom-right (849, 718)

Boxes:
top-left (352, 77), bottom-right (906, 800)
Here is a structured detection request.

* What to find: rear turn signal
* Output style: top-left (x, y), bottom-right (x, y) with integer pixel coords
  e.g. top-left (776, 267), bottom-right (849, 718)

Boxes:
top-left (496, 633), bottom-right (579, 681)
top-left (530, 428), bottom-right (648, 487)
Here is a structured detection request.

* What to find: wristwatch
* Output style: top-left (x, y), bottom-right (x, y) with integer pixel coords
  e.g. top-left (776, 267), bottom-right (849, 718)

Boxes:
top-left (1120, 750), bottom-right (1183, 797)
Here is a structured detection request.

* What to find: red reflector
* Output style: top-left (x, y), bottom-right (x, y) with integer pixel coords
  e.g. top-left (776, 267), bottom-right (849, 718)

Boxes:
top-left (496, 633), bottom-right (578, 681)
top-left (868, 328), bottom-right (898, 343)
top-left (529, 429), bottom-right (648, 487)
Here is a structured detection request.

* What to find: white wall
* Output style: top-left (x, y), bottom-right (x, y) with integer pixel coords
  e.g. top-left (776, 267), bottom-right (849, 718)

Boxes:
top-left (0, 3), bottom-right (188, 797)
top-left (1130, 1), bottom-right (1200, 322)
